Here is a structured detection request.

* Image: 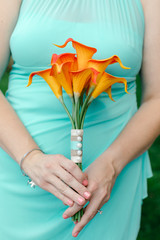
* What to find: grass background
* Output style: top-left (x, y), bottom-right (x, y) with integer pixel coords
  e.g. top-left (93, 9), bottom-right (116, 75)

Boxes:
top-left (0, 70), bottom-right (159, 239)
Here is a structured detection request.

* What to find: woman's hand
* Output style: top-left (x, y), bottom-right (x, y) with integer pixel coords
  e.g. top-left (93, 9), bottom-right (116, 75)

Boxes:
top-left (21, 150), bottom-right (92, 207)
top-left (62, 152), bottom-right (119, 237)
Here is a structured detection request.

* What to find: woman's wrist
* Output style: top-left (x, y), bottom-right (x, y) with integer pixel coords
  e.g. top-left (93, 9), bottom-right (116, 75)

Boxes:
top-left (20, 148), bottom-right (44, 176)
top-left (100, 148), bottom-right (126, 177)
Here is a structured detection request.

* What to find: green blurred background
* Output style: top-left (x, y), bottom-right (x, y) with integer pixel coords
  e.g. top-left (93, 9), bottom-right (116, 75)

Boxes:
top-left (0, 69), bottom-right (159, 239)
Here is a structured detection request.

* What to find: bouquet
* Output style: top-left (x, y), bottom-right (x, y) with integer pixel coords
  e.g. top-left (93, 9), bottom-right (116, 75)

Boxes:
top-left (26, 38), bottom-right (130, 222)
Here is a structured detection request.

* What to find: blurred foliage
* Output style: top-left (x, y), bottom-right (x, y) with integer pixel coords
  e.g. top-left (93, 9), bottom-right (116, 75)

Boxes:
top-left (0, 72), bottom-right (159, 239)
top-left (0, 70), bottom-right (9, 93)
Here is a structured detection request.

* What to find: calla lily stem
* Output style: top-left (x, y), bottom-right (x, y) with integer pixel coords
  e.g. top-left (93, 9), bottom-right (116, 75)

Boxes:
top-left (80, 101), bottom-right (92, 129)
top-left (74, 94), bottom-right (81, 129)
top-left (72, 162), bottom-right (84, 222)
top-left (80, 86), bottom-right (95, 124)
top-left (59, 96), bottom-right (75, 129)
top-left (70, 96), bottom-right (75, 123)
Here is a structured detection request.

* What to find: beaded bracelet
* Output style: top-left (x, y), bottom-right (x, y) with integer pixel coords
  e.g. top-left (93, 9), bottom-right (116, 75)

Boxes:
top-left (19, 148), bottom-right (44, 177)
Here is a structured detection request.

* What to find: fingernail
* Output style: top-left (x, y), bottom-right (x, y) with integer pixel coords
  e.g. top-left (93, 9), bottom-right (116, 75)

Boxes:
top-left (67, 199), bottom-right (73, 206)
top-left (84, 191), bottom-right (91, 199)
top-left (82, 179), bottom-right (88, 185)
top-left (78, 197), bottom-right (85, 204)
top-left (74, 220), bottom-right (78, 224)
top-left (63, 214), bottom-right (68, 219)
top-left (73, 231), bottom-right (79, 237)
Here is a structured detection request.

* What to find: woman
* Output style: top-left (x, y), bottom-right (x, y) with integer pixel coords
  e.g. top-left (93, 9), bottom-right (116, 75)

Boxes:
top-left (0, 0), bottom-right (159, 239)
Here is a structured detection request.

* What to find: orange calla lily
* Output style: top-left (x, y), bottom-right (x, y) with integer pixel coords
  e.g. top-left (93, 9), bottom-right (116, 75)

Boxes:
top-left (26, 68), bottom-right (62, 99)
top-left (51, 53), bottom-right (76, 65)
top-left (50, 61), bottom-right (73, 97)
top-left (90, 71), bottom-right (129, 101)
top-left (53, 38), bottom-right (97, 70)
top-left (71, 67), bottom-right (99, 97)
top-left (51, 52), bottom-right (78, 79)
top-left (71, 68), bottom-right (92, 97)
top-left (85, 68), bottom-right (100, 95)
top-left (88, 55), bottom-right (130, 71)
top-left (87, 55), bottom-right (130, 83)
top-left (51, 53), bottom-right (77, 73)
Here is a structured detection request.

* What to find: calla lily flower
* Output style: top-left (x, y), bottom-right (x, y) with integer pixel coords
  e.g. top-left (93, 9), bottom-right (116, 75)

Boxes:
top-left (50, 52), bottom-right (78, 97)
top-left (89, 72), bottom-right (129, 102)
top-left (50, 53), bottom-right (78, 81)
top-left (71, 67), bottom-right (100, 97)
top-left (87, 55), bottom-right (130, 83)
top-left (71, 68), bottom-right (93, 98)
top-left (51, 53), bottom-right (76, 65)
top-left (26, 68), bottom-right (62, 99)
top-left (88, 55), bottom-right (130, 72)
top-left (53, 38), bottom-right (97, 70)
top-left (85, 68), bottom-right (100, 95)
top-left (50, 53), bottom-right (76, 73)
top-left (50, 61), bottom-right (73, 97)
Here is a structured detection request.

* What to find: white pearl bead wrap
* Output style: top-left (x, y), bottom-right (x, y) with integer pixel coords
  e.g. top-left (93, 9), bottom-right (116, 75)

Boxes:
top-left (71, 129), bottom-right (83, 163)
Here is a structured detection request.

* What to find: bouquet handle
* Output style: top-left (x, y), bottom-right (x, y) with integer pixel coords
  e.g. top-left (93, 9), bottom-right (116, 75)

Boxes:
top-left (71, 129), bottom-right (84, 222)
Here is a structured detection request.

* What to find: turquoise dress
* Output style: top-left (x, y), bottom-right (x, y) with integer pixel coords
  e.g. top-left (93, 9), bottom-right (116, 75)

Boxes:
top-left (0, 0), bottom-right (153, 239)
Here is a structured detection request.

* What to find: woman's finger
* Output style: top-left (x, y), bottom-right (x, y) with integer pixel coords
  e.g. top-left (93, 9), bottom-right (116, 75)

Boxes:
top-left (72, 192), bottom-right (111, 236)
top-left (71, 196), bottom-right (101, 237)
top-left (62, 192), bottom-right (109, 219)
top-left (42, 182), bottom-right (74, 207)
top-left (59, 157), bottom-right (88, 184)
top-left (56, 167), bottom-right (91, 200)
top-left (48, 174), bottom-right (87, 206)
top-left (62, 201), bottom-right (86, 219)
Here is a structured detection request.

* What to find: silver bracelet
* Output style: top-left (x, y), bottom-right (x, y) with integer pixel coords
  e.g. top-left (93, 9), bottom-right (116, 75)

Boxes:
top-left (20, 148), bottom-right (44, 177)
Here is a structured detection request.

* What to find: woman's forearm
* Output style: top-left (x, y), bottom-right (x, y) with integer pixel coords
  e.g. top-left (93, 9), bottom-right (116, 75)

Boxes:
top-left (103, 98), bottom-right (160, 175)
top-left (0, 91), bottom-right (39, 165)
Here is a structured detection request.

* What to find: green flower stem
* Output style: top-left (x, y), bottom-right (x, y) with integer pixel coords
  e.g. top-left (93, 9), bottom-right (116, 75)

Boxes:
top-left (59, 96), bottom-right (75, 129)
top-left (77, 98), bottom-right (81, 129)
top-left (87, 95), bottom-right (94, 105)
top-left (80, 101), bottom-right (92, 129)
top-left (80, 88), bottom-right (85, 107)
top-left (80, 108), bottom-right (87, 129)
top-left (74, 94), bottom-right (80, 129)
top-left (70, 96), bottom-right (75, 125)
top-left (72, 162), bottom-right (83, 222)
top-left (79, 95), bottom-right (89, 123)
top-left (80, 86), bottom-right (95, 124)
